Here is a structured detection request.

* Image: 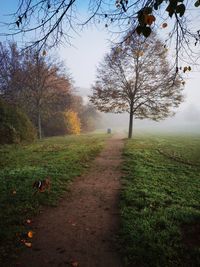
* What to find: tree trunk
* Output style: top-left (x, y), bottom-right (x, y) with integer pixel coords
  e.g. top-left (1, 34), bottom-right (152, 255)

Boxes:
top-left (128, 110), bottom-right (134, 139)
top-left (38, 111), bottom-right (42, 139)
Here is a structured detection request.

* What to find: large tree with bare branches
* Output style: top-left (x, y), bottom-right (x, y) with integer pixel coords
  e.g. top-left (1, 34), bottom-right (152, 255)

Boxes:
top-left (1, 1), bottom-right (200, 70)
top-left (90, 32), bottom-right (184, 138)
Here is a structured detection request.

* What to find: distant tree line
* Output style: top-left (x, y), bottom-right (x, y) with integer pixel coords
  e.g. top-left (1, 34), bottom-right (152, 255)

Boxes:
top-left (0, 42), bottom-right (100, 144)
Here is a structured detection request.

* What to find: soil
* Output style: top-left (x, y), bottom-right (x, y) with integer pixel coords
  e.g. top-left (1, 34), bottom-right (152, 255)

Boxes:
top-left (16, 135), bottom-right (125, 267)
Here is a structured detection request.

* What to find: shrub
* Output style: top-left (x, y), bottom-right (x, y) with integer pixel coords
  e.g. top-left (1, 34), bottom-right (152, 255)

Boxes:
top-left (0, 99), bottom-right (36, 144)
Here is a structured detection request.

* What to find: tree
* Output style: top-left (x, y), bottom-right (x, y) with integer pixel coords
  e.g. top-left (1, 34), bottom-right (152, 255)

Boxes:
top-left (2, 1), bottom-right (200, 69)
top-left (90, 32), bottom-right (184, 138)
top-left (0, 42), bottom-right (24, 104)
top-left (0, 42), bottom-right (73, 139)
top-left (64, 110), bottom-right (81, 135)
top-left (21, 51), bottom-right (73, 139)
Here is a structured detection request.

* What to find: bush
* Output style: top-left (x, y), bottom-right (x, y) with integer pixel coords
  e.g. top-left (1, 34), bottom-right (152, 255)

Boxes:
top-left (0, 99), bottom-right (36, 144)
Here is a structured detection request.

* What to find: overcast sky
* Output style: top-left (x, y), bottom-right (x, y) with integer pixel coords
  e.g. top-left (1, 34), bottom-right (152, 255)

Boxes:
top-left (1, 1), bottom-right (200, 133)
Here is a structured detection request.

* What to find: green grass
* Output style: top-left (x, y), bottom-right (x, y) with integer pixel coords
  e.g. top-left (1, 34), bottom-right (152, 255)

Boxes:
top-left (120, 134), bottom-right (200, 267)
top-left (0, 133), bottom-right (107, 264)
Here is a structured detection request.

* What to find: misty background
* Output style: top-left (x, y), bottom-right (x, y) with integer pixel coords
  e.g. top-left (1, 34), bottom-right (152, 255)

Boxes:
top-left (1, 2), bottom-right (199, 135)
top-left (58, 27), bottom-right (200, 134)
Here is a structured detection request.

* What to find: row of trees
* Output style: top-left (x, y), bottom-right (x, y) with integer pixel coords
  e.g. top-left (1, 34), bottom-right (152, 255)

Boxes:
top-left (0, 42), bottom-right (100, 142)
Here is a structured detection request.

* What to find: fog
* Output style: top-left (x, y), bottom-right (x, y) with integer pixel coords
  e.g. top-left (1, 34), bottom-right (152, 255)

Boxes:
top-left (58, 22), bottom-right (200, 135)
top-left (1, 1), bottom-right (200, 135)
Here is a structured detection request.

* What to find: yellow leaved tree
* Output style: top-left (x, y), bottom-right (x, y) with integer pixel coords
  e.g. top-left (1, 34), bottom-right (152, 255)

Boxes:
top-left (64, 110), bottom-right (81, 135)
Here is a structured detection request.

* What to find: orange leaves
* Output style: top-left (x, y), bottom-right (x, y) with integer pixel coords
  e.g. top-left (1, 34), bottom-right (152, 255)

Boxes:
top-left (64, 110), bottom-right (81, 135)
top-left (144, 14), bottom-right (156, 26)
top-left (19, 226), bottom-right (34, 248)
top-left (136, 8), bottom-right (155, 38)
top-left (27, 231), bottom-right (34, 238)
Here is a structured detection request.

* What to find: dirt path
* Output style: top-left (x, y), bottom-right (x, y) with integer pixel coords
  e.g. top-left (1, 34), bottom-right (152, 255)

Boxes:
top-left (17, 135), bottom-right (124, 267)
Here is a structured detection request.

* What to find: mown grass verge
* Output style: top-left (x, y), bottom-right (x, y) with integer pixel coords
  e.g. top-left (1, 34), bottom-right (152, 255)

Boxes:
top-left (120, 135), bottom-right (200, 267)
top-left (0, 134), bottom-right (108, 264)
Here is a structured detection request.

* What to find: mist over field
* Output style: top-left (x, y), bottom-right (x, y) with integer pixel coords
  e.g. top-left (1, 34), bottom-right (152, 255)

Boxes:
top-left (59, 27), bottom-right (200, 136)
top-left (99, 104), bottom-right (200, 134)
top-left (76, 83), bottom-right (200, 135)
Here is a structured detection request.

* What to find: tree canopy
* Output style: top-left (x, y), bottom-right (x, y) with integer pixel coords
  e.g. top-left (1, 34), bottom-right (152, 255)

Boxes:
top-left (90, 32), bottom-right (184, 138)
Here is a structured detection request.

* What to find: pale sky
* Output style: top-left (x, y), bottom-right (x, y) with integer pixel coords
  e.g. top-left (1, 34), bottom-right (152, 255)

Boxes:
top-left (1, 1), bottom-right (200, 133)
top-left (58, 25), bottom-right (200, 133)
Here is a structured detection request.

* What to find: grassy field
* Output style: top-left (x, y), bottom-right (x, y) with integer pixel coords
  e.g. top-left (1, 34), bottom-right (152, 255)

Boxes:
top-left (0, 134), bottom-right (107, 264)
top-left (120, 134), bottom-right (200, 267)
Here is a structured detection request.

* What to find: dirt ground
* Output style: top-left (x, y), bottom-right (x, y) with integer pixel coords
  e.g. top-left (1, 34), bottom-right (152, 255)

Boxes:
top-left (16, 135), bottom-right (125, 267)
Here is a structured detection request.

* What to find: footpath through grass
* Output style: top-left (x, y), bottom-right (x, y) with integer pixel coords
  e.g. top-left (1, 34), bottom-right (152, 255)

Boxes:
top-left (0, 134), bottom-right (107, 264)
top-left (120, 134), bottom-right (200, 267)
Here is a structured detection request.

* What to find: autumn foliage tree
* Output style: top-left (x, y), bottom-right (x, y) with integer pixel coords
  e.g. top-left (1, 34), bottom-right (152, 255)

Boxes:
top-left (64, 110), bottom-right (81, 135)
top-left (21, 51), bottom-right (73, 139)
top-left (0, 42), bottom-right (101, 138)
top-left (0, 42), bottom-right (73, 138)
top-left (90, 32), bottom-right (184, 138)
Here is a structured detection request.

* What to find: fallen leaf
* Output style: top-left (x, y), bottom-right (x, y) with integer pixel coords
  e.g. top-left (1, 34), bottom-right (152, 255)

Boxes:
top-left (24, 242), bottom-right (32, 248)
top-left (27, 231), bottom-right (33, 238)
top-left (71, 261), bottom-right (79, 267)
